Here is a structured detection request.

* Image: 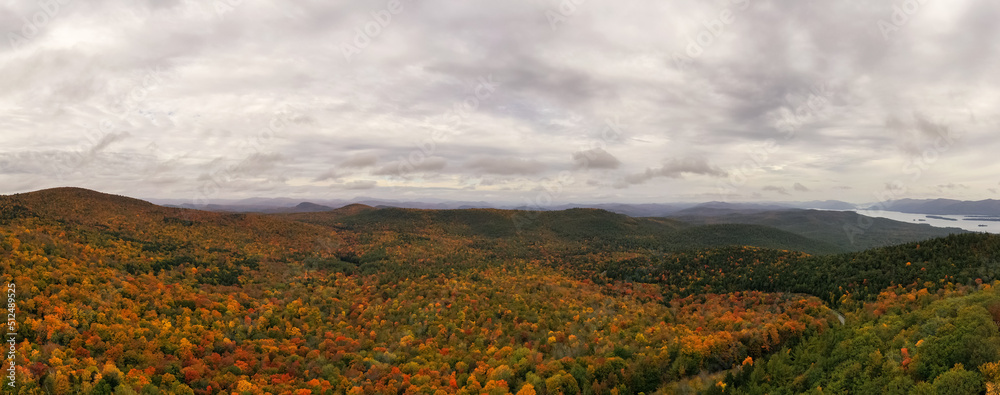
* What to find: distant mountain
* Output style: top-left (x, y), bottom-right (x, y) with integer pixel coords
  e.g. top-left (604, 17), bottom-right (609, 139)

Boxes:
top-left (331, 203), bottom-right (377, 216)
top-left (547, 203), bottom-right (697, 217)
top-left (161, 203), bottom-right (277, 212)
top-left (153, 196), bottom-right (862, 217)
top-left (158, 198), bottom-right (499, 212)
top-left (869, 198), bottom-right (1000, 215)
top-left (670, 201), bottom-right (792, 217)
top-left (256, 202), bottom-right (336, 213)
top-left (164, 201), bottom-right (338, 213)
top-left (782, 200), bottom-right (858, 210)
top-left (279, 206), bottom-right (844, 255)
top-left (671, 209), bottom-right (968, 252)
top-left (292, 202), bottom-right (334, 212)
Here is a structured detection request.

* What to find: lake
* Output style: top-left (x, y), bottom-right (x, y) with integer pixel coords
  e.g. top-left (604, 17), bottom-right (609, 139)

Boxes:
top-left (853, 210), bottom-right (1000, 234)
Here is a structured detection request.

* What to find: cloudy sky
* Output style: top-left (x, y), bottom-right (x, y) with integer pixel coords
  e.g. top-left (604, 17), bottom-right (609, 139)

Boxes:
top-left (1, 0), bottom-right (998, 205)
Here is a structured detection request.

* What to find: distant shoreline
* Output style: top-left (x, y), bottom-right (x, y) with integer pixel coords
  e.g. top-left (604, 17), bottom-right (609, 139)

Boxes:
top-left (853, 210), bottom-right (999, 235)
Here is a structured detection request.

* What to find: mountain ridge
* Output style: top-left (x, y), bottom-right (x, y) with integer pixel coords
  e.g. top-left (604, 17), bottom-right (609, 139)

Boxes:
top-left (671, 208), bottom-right (969, 252)
top-left (869, 198), bottom-right (1000, 215)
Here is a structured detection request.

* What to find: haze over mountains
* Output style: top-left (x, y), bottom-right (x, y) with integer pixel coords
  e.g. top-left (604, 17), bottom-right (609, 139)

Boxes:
top-left (867, 198), bottom-right (1000, 216)
top-left (154, 198), bottom-right (861, 214)
top-left (155, 196), bottom-right (1000, 216)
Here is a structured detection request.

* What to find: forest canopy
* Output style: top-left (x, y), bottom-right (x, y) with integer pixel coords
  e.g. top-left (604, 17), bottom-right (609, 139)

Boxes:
top-left (1, 188), bottom-right (998, 394)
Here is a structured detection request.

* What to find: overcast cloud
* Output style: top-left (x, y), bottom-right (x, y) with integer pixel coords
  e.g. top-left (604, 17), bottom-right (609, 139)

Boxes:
top-left (1, 0), bottom-right (997, 204)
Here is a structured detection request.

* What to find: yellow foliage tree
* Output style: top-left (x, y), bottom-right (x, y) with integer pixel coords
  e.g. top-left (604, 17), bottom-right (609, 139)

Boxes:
top-left (515, 383), bottom-right (538, 395)
top-left (981, 361), bottom-right (1000, 395)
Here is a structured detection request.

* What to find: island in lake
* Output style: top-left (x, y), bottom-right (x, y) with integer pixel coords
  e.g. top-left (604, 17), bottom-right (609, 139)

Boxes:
top-left (965, 216), bottom-right (1000, 222)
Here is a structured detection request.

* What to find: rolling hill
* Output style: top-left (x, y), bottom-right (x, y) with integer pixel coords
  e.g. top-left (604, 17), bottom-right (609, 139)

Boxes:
top-left (280, 205), bottom-right (844, 255)
top-left (670, 208), bottom-right (968, 252)
top-left (0, 187), bottom-right (340, 271)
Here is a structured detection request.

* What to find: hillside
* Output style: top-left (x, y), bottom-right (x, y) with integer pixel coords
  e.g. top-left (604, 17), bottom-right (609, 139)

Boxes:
top-left (1, 187), bottom-right (316, 234)
top-left (590, 232), bottom-right (1000, 305)
top-left (0, 187), bottom-right (340, 284)
top-left (722, 285), bottom-right (1000, 394)
top-left (671, 208), bottom-right (967, 252)
top-left (272, 202), bottom-right (336, 213)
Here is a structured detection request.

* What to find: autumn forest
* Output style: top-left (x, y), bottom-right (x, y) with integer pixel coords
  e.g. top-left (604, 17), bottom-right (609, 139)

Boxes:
top-left (2, 187), bottom-right (1000, 394)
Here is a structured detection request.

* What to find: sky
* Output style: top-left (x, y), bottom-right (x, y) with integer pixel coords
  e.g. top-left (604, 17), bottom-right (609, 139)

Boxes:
top-left (1, 0), bottom-right (998, 206)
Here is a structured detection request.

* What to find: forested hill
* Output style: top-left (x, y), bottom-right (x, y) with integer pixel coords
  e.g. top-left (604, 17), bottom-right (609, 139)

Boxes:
top-left (671, 208), bottom-right (968, 252)
top-left (0, 187), bottom-right (341, 284)
top-left (281, 202), bottom-right (1000, 306)
top-left (589, 232), bottom-right (1000, 305)
top-left (0, 187), bottom-right (332, 243)
top-left (280, 206), bottom-right (844, 255)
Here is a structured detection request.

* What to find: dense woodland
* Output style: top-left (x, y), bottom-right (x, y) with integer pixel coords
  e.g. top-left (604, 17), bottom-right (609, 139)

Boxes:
top-left (1, 188), bottom-right (999, 394)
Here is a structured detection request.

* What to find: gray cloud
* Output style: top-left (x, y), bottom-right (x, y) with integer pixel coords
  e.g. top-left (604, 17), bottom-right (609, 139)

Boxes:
top-left (937, 183), bottom-right (969, 190)
top-left (342, 180), bottom-right (377, 190)
top-left (313, 170), bottom-right (343, 182)
top-left (372, 156), bottom-right (448, 176)
top-left (0, 0), bottom-right (996, 203)
top-left (763, 185), bottom-right (790, 195)
top-left (793, 182), bottom-right (809, 192)
top-left (623, 157), bottom-right (727, 186)
top-left (573, 148), bottom-right (622, 170)
top-left (467, 157), bottom-right (545, 175)
top-left (340, 154), bottom-right (378, 168)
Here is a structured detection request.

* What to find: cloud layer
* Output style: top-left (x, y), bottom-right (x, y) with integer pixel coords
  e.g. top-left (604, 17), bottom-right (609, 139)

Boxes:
top-left (1, 0), bottom-right (997, 204)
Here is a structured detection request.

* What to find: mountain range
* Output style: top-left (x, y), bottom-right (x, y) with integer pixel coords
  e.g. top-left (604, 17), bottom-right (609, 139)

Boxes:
top-left (148, 195), bottom-right (963, 254)
top-left (152, 197), bottom-right (861, 216)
